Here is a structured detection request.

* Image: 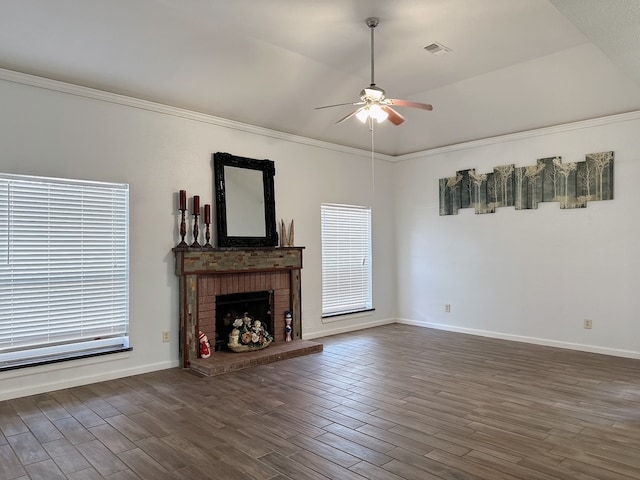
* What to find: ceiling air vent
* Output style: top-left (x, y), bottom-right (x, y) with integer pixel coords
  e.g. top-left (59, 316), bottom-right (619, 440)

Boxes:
top-left (424, 42), bottom-right (452, 56)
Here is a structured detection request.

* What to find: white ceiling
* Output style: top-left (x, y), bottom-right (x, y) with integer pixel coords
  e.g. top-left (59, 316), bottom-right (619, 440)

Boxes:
top-left (1, 0), bottom-right (639, 156)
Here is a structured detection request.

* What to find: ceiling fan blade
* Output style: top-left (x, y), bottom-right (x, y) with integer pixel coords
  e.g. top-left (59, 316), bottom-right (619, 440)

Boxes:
top-left (315, 101), bottom-right (363, 110)
top-left (388, 99), bottom-right (433, 111)
top-left (381, 106), bottom-right (405, 126)
top-left (335, 109), bottom-right (362, 124)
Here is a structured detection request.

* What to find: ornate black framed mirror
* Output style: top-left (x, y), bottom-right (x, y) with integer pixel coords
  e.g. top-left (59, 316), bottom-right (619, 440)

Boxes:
top-left (213, 152), bottom-right (278, 247)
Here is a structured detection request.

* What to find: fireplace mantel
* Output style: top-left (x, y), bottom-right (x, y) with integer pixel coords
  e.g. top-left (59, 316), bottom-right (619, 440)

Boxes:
top-left (173, 247), bottom-right (303, 367)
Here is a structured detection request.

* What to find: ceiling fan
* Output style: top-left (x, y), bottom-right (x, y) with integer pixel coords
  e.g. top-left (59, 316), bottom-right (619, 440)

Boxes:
top-left (315, 17), bottom-right (433, 126)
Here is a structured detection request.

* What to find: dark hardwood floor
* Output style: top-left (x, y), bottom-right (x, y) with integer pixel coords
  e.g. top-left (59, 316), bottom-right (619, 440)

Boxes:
top-left (2, 324), bottom-right (640, 479)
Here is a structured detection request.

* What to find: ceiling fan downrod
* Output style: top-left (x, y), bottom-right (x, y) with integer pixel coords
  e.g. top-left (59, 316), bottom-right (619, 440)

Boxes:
top-left (366, 17), bottom-right (379, 87)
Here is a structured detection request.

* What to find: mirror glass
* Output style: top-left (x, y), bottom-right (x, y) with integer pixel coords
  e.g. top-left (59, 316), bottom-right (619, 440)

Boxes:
top-left (213, 152), bottom-right (278, 247)
top-left (224, 166), bottom-right (266, 237)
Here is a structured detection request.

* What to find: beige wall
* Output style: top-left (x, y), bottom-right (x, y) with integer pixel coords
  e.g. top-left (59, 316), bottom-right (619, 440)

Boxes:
top-left (394, 112), bottom-right (640, 358)
top-left (0, 72), bottom-right (397, 400)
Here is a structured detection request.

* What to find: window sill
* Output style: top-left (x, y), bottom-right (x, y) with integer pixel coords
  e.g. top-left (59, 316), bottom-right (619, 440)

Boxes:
top-left (0, 346), bottom-right (133, 373)
top-left (322, 308), bottom-right (375, 323)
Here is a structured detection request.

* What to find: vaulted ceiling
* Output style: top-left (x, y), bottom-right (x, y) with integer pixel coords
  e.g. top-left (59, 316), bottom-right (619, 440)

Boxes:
top-left (1, 0), bottom-right (639, 156)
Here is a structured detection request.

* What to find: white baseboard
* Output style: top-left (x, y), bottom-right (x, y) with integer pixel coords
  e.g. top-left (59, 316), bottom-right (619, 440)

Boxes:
top-left (396, 318), bottom-right (640, 360)
top-left (0, 360), bottom-right (180, 402)
top-left (6, 318), bottom-right (637, 401)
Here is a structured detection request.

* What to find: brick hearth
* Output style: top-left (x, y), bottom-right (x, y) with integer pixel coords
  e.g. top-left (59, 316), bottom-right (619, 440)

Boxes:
top-left (189, 339), bottom-right (323, 377)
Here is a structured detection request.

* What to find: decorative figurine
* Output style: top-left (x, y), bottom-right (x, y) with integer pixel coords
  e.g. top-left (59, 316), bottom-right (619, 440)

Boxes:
top-left (285, 311), bottom-right (293, 341)
top-left (280, 219), bottom-right (288, 247)
top-left (198, 330), bottom-right (211, 358)
top-left (228, 328), bottom-right (240, 348)
top-left (288, 219), bottom-right (294, 246)
top-left (280, 219), bottom-right (295, 247)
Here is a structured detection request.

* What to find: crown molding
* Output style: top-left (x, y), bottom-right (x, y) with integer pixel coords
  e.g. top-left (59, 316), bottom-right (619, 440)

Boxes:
top-left (3, 67), bottom-right (634, 165)
top-left (396, 110), bottom-right (640, 162)
top-left (0, 68), bottom-right (394, 162)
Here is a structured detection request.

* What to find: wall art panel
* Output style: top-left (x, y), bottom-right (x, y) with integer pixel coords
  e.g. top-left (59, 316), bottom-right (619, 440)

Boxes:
top-left (439, 151), bottom-right (613, 215)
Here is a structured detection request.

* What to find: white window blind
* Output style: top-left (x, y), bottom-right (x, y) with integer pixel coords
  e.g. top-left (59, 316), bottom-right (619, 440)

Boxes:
top-left (0, 174), bottom-right (129, 369)
top-left (0, 180), bottom-right (8, 264)
top-left (321, 203), bottom-right (372, 316)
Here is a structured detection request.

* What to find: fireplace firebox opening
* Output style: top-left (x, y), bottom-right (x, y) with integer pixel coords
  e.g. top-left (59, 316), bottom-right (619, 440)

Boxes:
top-left (214, 290), bottom-right (272, 351)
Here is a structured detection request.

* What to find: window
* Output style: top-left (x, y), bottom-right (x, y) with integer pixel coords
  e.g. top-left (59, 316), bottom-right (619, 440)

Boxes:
top-left (321, 203), bottom-right (372, 317)
top-left (0, 173), bottom-right (129, 370)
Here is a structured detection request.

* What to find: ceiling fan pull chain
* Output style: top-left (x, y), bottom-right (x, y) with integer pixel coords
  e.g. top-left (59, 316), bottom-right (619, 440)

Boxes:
top-left (370, 118), bottom-right (375, 193)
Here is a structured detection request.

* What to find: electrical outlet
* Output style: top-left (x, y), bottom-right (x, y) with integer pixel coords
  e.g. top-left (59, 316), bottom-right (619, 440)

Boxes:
top-left (445, 304), bottom-right (451, 313)
top-left (584, 319), bottom-right (592, 329)
top-left (162, 331), bottom-right (170, 342)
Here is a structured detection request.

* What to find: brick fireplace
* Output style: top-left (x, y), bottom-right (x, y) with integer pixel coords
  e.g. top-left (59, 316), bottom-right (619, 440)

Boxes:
top-left (173, 247), bottom-right (304, 368)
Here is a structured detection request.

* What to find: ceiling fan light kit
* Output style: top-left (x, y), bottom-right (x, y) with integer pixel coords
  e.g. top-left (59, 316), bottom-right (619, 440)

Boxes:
top-left (315, 16), bottom-right (432, 127)
top-left (356, 104), bottom-right (388, 123)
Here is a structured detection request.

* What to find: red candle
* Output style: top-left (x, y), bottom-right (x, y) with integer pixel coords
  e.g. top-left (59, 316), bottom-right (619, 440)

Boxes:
top-left (179, 190), bottom-right (186, 210)
top-left (204, 204), bottom-right (211, 224)
top-left (193, 195), bottom-right (200, 215)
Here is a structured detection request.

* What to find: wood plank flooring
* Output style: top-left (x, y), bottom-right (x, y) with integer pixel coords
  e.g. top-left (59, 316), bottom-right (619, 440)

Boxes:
top-left (2, 324), bottom-right (640, 479)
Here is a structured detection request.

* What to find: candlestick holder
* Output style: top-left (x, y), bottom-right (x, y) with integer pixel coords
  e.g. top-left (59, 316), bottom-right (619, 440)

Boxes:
top-left (177, 208), bottom-right (188, 247)
top-left (191, 213), bottom-right (201, 248)
top-left (204, 220), bottom-right (213, 249)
